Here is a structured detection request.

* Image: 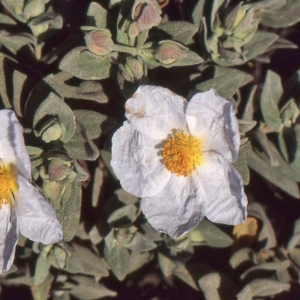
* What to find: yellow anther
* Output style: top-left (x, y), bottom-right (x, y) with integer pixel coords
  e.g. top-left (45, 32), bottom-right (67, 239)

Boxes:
top-left (162, 131), bottom-right (203, 176)
top-left (0, 162), bottom-right (18, 208)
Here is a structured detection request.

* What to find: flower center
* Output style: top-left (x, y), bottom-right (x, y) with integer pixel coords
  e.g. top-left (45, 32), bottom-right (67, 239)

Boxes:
top-left (0, 162), bottom-right (18, 208)
top-left (162, 131), bottom-right (203, 176)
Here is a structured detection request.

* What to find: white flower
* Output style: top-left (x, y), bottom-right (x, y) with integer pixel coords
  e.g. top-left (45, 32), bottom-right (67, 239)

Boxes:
top-left (111, 86), bottom-right (247, 238)
top-left (0, 109), bottom-right (63, 273)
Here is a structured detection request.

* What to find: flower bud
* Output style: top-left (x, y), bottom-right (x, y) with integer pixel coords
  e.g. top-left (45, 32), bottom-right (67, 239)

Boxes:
top-left (128, 22), bottom-right (140, 39)
top-left (120, 57), bottom-right (144, 82)
top-left (37, 117), bottom-right (62, 143)
top-left (85, 30), bottom-right (114, 56)
top-left (48, 158), bottom-right (73, 182)
top-left (155, 41), bottom-right (187, 65)
top-left (132, 0), bottom-right (162, 32)
top-left (43, 181), bottom-right (65, 208)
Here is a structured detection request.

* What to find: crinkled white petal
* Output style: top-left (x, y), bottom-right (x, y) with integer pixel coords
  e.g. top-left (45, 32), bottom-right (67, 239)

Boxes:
top-left (0, 204), bottom-right (18, 273)
top-left (141, 174), bottom-right (206, 238)
top-left (111, 121), bottom-right (171, 198)
top-left (15, 175), bottom-right (63, 244)
top-left (196, 152), bottom-right (247, 225)
top-left (125, 85), bottom-right (188, 140)
top-left (0, 110), bottom-right (31, 179)
top-left (186, 89), bottom-right (240, 163)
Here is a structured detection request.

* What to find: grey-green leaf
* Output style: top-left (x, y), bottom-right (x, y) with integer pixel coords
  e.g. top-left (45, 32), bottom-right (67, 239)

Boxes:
top-left (73, 110), bottom-right (107, 139)
top-left (260, 0), bottom-right (300, 28)
top-left (156, 21), bottom-right (198, 45)
top-left (34, 253), bottom-right (51, 286)
top-left (64, 122), bottom-right (99, 161)
top-left (69, 275), bottom-right (116, 299)
top-left (196, 67), bottom-right (253, 99)
top-left (248, 279), bottom-right (290, 297)
top-left (260, 70), bottom-right (283, 131)
top-left (72, 243), bottom-right (109, 278)
top-left (244, 31), bottom-right (278, 62)
top-left (124, 232), bottom-right (157, 252)
top-left (59, 46), bottom-right (111, 80)
top-left (104, 244), bottom-right (130, 281)
top-left (196, 219), bottom-right (233, 248)
top-left (56, 182), bottom-right (82, 242)
top-left (86, 2), bottom-right (110, 29)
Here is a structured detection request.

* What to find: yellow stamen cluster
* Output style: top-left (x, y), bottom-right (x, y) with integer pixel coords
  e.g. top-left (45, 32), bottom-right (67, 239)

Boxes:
top-left (162, 131), bottom-right (203, 176)
top-left (0, 162), bottom-right (18, 208)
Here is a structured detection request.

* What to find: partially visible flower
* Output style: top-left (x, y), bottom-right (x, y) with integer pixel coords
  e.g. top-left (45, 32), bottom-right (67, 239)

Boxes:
top-left (0, 110), bottom-right (63, 273)
top-left (111, 86), bottom-right (247, 238)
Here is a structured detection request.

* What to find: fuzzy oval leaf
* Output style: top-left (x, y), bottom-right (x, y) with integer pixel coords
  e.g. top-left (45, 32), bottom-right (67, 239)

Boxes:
top-left (31, 275), bottom-right (54, 300)
top-left (156, 21), bottom-right (198, 45)
top-left (230, 247), bottom-right (254, 269)
top-left (249, 279), bottom-right (290, 297)
top-left (158, 252), bottom-right (176, 277)
top-left (104, 244), bottom-right (130, 281)
top-left (241, 260), bottom-right (290, 280)
top-left (107, 204), bottom-right (137, 225)
top-left (244, 31), bottom-right (278, 62)
top-left (86, 2), bottom-right (109, 29)
top-left (197, 219), bottom-right (233, 248)
top-left (70, 275), bottom-right (116, 299)
top-left (247, 202), bottom-right (277, 249)
top-left (64, 122), bottom-right (99, 160)
top-left (171, 50), bottom-right (204, 67)
top-left (72, 243), bottom-right (109, 277)
top-left (124, 232), bottom-right (157, 252)
top-left (34, 253), bottom-right (51, 286)
top-left (56, 182), bottom-right (81, 242)
top-left (59, 46), bottom-right (111, 80)
top-left (246, 149), bottom-right (299, 198)
top-left (260, 70), bottom-right (283, 131)
top-left (196, 67), bottom-right (253, 99)
top-left (74, 109), bottom-right (107, 139)
top-left (260, 0), bottom-right (300, 28)
top-left (237, 285), bottom-right (252, 300)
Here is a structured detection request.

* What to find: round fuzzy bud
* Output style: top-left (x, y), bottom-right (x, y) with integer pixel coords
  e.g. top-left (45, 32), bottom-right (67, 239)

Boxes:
top-left (132, 0), bottom-right (162, 32)
top-left (85, 30), bottom-right (114, 56)
top-left (121, 57), bottom-right (144, 82)
top-left (155, 42), bottom-right (187, 65)
top-left (39, 118), bottom-right (62, 143)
